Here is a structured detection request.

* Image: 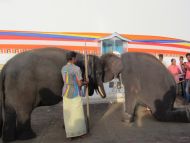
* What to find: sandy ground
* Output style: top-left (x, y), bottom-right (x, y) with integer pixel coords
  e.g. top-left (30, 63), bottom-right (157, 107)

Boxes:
top-left (1, 97), bottom-right (190, 143)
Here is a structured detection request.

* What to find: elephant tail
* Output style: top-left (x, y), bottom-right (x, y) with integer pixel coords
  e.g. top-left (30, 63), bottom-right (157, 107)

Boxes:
top-left (0, 64), bottom-right (6, 137)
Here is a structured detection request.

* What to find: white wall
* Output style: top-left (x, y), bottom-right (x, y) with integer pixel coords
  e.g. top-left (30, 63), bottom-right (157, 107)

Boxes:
top-left (0, 0), bottom-right (190, 41)
top-left (0, 53), bottom-right (16, 64)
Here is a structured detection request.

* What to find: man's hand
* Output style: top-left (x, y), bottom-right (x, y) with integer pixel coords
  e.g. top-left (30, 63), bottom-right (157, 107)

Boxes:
top-left (83, 77), bottom-right (89, 85)
top-left (83, 80), bottom-right (89, 86)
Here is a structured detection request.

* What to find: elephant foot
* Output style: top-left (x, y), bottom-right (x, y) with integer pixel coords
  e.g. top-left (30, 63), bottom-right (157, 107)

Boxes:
top-left (122, 112), bottom-right (133, 121)
top-left (16, 119), bottom-right (36, 140)
top-left (2, 106), bottom-right (17, 142)
top-left (0, 121), bottom-right (2, 137)
top-left (121, 112), bottom-right (134, 126)
top-left (0, 131), bottom-right (1, 138)
top-left (2, 127), bottom-right (16, 142)
top-left (17, 129), bottom-right (36, 140)
top-left (121, 117), bottom-right (131, 123)
top-left (2, 135), bottom-right (16, 142)
top-left (121, 118), bottom-right (134, 127)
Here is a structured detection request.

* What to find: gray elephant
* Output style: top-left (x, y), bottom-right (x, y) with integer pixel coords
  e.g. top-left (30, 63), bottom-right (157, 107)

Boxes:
top-left (0, 48), bottom-right (121, 142)
top-left (101, 52), bottom-right (190, 123)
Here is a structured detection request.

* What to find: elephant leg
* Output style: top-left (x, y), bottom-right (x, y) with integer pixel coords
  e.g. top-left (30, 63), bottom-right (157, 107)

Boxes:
top-left (0, 107), bottom-right (2, 137)
top-left (122, 93), bottom-right (137, 123)
top-left (151, 96), bottom-right (190, 122)
top-left (16, 109), bottom-right (36, 140)
top-left (0, 124), bottom-right (2, 138)
top-left (2, 105), bottom-right (17, 142)
top-left (150, 89), bottom-right (190, 122)
top-left (153, 107), bottom-right (190, 122)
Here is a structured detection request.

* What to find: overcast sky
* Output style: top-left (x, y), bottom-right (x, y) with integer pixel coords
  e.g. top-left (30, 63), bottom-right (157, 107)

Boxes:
top-left (0, 0), bottom-right (189, 40)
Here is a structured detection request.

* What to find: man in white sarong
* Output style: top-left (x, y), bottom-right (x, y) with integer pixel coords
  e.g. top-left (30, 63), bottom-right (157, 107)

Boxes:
top-left (61, 52), bottom-right (88, 138)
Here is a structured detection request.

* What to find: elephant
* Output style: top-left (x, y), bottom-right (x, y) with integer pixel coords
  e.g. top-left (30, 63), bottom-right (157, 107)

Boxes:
top-left (101, 52), bottom-right (190, 123)
top-left (0, 47), bottom-right (122, 142)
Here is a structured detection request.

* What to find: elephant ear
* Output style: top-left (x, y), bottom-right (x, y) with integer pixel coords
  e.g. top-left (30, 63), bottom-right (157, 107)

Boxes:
top-left (101, 53), bottom-right (123, 82)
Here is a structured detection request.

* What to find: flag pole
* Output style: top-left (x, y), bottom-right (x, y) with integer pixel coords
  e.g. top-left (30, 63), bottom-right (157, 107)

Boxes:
top-left (84, 41), bottom-right (90, 132)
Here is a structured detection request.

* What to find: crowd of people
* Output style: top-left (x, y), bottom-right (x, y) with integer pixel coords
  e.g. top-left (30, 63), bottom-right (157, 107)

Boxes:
top-left (158, 53), bottom-right (190, 102)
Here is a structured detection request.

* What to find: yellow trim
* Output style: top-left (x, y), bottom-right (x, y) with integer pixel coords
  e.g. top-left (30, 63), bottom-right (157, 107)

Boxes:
top-left (177, 43), bottom-right (190, 46)
top-left (65, 72), bottom-right (70, 97)
top-left (65, 86), bottom-right (70, 97)
top-left (42, 32), bottom-right (100, 38)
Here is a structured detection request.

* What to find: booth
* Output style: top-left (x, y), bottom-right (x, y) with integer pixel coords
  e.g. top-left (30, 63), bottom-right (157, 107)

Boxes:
top-left (99, 32), bottom-right (131, 55)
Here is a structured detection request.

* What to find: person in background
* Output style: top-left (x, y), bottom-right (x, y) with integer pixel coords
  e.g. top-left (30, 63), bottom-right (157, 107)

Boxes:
top-left (179, 56), bottom-right (186, 75)
top-left (178, 56), bottom-right (186, 97)
top-left (158, 54), bottom-right (167, 67)
top-left (185, 53), bottom-right (190, 102)
top-left (61, 51), bottom-right (88, 139)
top-left (168, 58), bottom-right (181, 83)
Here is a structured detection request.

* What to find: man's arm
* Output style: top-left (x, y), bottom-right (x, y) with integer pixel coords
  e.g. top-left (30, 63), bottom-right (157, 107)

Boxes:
top-left (77, 79), bottom-right (88, 87)
top-left (75, 67), bottom-right (88, 87)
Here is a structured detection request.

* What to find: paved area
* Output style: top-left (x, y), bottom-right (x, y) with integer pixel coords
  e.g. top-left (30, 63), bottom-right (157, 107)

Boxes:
top-left (2, 97), bottom-right (190, 143)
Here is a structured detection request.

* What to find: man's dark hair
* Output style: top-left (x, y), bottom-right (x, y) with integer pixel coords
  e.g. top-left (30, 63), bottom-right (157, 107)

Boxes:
top-left (171, 58), bottom-right (175, 62)
top-left (66, 51), bottom-right (77, 61)
top-left (158, 54), bottom-right (163, 58)
top-left (186, 53), bottom-right (190, 57)
top-left (179, 56), bottom-right (183, 59)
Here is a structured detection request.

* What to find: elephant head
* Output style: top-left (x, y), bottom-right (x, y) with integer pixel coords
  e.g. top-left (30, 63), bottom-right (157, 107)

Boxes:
top-left (87, 53), bottom-right (123, 98)
top-left (101, 53), bottom-right (123, 82)
top-left (76, 53), bottom-right (122, 98)
top-left (87, 55), bottom-right (107, 98)
top-left (76, 54), bottom-right (106, 98)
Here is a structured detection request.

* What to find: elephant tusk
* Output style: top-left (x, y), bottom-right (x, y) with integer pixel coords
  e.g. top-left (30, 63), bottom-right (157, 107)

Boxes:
top-left (98, 86), bottom-right (105, 98)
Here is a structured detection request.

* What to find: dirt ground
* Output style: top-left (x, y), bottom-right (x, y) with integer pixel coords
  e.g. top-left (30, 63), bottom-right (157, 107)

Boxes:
top-left (2, 97), bottom-right (190, 143)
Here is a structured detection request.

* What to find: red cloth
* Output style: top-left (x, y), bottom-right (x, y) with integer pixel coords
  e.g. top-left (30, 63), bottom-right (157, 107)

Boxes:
top-left (168, 65), bottom-right (181, 83)
top-left (185, 62), bottom-right (190, 79)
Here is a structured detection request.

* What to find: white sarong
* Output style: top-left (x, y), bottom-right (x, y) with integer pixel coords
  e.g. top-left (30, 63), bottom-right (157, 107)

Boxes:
top-left (63, 95), bottom-right (87, 138)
